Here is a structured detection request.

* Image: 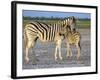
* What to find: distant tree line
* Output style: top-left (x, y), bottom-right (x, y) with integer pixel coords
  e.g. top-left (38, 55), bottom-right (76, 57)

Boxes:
top-left (23, 16), bottom-right (65, 20)
top-left (23, 16), bottom-right (90, 20)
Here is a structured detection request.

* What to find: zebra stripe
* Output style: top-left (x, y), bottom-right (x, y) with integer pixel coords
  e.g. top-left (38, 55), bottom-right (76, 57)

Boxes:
top-left (25, 22), bottom-right (60, 41)
top-left (37, 22), bottom-right (48, 40)
top-left (24, 17), bottom-right (76, 42)
top-left (24, 16), bottom-right (77, 62)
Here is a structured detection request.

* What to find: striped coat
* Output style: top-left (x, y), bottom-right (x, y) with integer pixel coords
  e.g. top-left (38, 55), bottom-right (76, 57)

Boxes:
top-left (64, 25), bottom-right (81, 59)
top-left (24, 17), bottom-right (76, 63)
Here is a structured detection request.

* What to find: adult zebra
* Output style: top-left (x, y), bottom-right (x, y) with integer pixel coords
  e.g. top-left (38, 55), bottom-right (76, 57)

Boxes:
top-left (24, 16), bottom-right (76, 63)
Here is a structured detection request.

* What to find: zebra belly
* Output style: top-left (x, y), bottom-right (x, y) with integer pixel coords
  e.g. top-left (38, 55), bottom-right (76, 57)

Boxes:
top-left (39, 38), bottom-right (55, 42)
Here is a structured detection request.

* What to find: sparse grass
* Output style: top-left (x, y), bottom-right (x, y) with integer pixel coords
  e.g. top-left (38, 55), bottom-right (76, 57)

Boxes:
top-left (77, 20), bottom-right (90, 28)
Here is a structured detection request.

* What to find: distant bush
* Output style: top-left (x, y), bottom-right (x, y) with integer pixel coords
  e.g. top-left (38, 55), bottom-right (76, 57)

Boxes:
top-left (23, 16), bottom-right (90, 21)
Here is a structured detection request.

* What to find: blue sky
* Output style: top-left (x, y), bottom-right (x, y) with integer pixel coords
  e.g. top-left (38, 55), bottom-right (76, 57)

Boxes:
top-left (23, 10), bottom-right (90, 19)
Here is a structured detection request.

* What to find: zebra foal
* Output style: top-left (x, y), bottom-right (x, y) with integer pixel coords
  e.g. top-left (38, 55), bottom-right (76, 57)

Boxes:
top-left (64, 25), bottom-right (81, 59)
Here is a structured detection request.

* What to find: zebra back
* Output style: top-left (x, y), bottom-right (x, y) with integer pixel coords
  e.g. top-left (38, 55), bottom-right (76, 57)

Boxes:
top-left (24, 16), bottom-right (76, 42)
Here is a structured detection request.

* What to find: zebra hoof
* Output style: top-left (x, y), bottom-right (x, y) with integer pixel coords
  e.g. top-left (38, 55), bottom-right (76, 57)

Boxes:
top-left (66, 55), bottom-right (70, 58)
top-left (69, 55), bottom-right (72, 59)
top-left (25, 57), bottom-right (29, 63)
top-left (60, 57), bottom-right (63, 60)
top-left (77, 56), bottom-right (80, 60)
top-left (55, 57), bottom-right (58, 61)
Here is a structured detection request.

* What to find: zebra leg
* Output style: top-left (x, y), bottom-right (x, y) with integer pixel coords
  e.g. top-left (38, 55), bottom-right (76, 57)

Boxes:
top-left (76, 43), bottom-right (81, 59)
top-left (25, 39), bottom-right (33, 63)
top-left (58, 40), bottom-right (62, 60)
top-left (69, 47), bottom-right (72, 58)
top-left (25, 37), bottom-right (37, 63)
top-left (25, 48), bottom-right (29, 63)
top-left (55, 40), bottom-right (62, 60)
top-left (58, 46), bottom-right (62, 60)
top-left (66, 43), bottom-right (72, 58)
top-left (55, 45), bottom-right (58, 60)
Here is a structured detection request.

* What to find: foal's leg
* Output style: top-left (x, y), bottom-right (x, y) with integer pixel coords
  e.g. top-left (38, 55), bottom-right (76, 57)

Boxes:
top-left (66, 42), bottom-right (72, 58)
top-left (76, 43), bottom-right (81, 59)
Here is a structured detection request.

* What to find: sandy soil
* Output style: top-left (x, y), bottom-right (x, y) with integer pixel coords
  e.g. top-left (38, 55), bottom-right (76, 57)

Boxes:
top-left (22, 29), bottom-right (91, 69)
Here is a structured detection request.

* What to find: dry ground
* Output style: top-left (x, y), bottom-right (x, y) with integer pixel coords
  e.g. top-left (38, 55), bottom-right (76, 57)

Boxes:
top-left (22, 28), bottom-right (91, 69)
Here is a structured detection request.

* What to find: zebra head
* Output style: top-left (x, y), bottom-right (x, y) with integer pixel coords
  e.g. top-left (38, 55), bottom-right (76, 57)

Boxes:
top-left (63, 16), bottom-right (76, 31)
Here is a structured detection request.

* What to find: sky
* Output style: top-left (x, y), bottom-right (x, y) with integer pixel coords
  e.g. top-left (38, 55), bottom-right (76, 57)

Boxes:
top-left (23, 10), bottom-right (90, 19)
